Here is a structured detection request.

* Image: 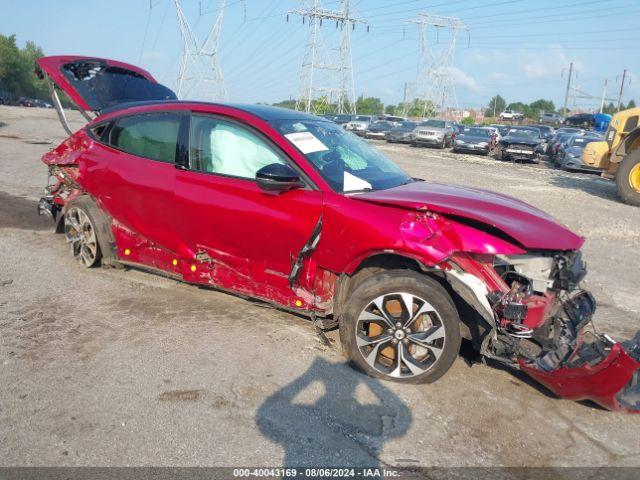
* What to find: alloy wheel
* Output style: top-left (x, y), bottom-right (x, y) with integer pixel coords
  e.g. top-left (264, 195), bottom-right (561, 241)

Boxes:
top-left (64, 207), bottom-right (99, 267)
top-left (355, 292), bottom-right (446, 379)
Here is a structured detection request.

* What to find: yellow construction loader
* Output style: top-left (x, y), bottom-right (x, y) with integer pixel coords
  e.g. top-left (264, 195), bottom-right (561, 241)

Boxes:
top-left (582, 107), bottom-right (640, 206)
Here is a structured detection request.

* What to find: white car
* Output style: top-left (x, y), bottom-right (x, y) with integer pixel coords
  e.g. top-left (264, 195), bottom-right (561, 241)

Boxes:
top-left (344, 115), bottom-right (373, 136)
top-left (499, 110), bottom-right (523, 120)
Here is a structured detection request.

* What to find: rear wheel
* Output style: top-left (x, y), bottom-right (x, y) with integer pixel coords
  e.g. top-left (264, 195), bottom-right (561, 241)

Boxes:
top-left (339, 270), bottom-right (461, 384)
top-left (617, 150), bottom-right (640, 206)
top-left (64, 205), bottom-right (101, 267)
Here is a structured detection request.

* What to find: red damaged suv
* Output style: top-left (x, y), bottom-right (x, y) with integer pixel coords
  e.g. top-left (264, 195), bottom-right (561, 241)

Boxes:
top-left (35, 56), bottom-right (640, 412)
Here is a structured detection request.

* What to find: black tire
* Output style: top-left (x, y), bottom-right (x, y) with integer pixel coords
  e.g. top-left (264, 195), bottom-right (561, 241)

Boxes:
top-left (339, 270), bottom-right (461, 384)
top-left (439, 137), bottom-right (446, 149)
top-left (616, 149), bottom-right (640, 207)
top-left (63, 196), bottom-right (117, 268)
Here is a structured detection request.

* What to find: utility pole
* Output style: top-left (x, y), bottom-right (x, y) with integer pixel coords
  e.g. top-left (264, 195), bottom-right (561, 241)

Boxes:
top-left (600, 78), bottom-right (608, 114)
top-left (174, 0), bottom-right (237, 102)
top-left (616, 69), bottom-right (628, 112)
top-left (562, 61), bottom-right (573, 115)
top-left (289, 0), bottom-right (367, 115)
top-left (407, 13), bottom-right (469, 118)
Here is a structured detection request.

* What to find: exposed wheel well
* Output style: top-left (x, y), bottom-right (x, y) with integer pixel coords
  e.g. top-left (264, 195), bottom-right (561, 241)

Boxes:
top-left (332, 253), bottom-right (488, 345)
top-left (334, 253), bottom-right (440, 320)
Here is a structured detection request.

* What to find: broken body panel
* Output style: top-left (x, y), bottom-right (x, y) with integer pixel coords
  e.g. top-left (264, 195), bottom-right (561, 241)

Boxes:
top-left (37, 55), bottom-right (640, 412)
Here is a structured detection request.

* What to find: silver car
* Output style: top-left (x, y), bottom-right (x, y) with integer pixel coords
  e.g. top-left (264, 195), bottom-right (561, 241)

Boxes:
top-left (411, 119), bottom-right (455, 148)
top-left (344, 115), bottom-right (373, 136)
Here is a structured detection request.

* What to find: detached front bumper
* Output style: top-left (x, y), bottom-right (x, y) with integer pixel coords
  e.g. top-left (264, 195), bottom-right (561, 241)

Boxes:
top-left (521, 334), bottom-right (640, 413)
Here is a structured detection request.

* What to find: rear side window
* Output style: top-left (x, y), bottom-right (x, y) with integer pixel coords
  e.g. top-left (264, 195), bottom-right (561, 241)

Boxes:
top-left (107, 112), bottom-right (182, 163)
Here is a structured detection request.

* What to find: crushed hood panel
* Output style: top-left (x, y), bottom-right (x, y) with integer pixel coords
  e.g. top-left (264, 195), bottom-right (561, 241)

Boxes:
top-left (353, 181), bottom-right (584, 251)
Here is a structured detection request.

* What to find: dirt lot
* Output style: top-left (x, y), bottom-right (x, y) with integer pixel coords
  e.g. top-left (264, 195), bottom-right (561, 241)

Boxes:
top-left (1, 105), bottom-right (639, 468)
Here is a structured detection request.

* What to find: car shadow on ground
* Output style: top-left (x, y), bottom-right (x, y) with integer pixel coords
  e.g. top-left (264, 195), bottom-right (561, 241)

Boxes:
top-left (0, 191), bottom-right (52, 231)
top-left (547, 172), bottom-right (619, 202)
top-left (256, 357), bottom-right (412, 468)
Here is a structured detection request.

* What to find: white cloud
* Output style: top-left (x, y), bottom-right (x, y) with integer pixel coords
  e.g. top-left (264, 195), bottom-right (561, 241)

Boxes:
top-left (446, 66), bottom-right (480, 92)
top-left (520, 46), bottom-right (584, 79)
top-left (490, 72), bottom-right (509, 83)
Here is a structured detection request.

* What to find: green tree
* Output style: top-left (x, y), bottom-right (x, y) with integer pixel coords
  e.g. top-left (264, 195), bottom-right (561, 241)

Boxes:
top-left (406, 98), bottom-right (435, 118)
top-left (603, 102), bottom-right (616, 115)
top-left (627, 99), bottom-right (636, 109)
top-left (272, 99), bottom-right (296, 110)
top-left (528, 99), bottom-right (555, 118)
top-left (507, 101), bottom-right (530, 117)
top-left (355, 95), bottom-right (384, 115)
top-left (0, 34), bottom-right (28, 96)
top-left (460, 116), bottom-right (475, 125)
top-left (384, 104), bottom-right (396, 115)
top-left (487, 94), bottom-right (506, 117)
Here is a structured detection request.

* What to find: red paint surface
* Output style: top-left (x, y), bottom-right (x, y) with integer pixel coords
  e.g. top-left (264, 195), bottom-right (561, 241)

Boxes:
top-left (521, 345), bottom-right (640, 413)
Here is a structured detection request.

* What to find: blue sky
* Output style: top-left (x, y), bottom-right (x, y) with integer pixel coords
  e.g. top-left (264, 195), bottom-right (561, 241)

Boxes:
top-left (2, 0), bottom-right (639, 110)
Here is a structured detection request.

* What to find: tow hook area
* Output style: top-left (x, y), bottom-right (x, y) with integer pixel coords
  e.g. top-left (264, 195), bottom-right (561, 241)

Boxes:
top-left (521, 332), bottom-right (640, 412)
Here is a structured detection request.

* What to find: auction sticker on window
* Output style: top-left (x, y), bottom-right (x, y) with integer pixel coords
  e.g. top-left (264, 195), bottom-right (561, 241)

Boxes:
top-left (285, 131), bottom-right (329, 154)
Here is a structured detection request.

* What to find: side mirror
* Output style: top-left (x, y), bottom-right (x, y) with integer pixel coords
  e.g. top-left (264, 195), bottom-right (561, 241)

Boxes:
top-left (256, 163), bottom-right (303, 192)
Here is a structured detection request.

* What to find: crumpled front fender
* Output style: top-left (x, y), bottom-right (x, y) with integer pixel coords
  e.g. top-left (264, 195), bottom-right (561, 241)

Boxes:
top-left (521, 340), bottom-right (640, 413)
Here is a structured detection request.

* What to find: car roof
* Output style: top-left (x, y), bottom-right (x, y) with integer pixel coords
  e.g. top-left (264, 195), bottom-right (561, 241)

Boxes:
top-left (100, 100), bottom-right (323, 122)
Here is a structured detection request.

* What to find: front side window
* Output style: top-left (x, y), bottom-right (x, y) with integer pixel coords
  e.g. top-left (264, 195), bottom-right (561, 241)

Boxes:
top-left (107, 112), bottom-right (182, 163)
top-left (189, 115), bottom-right (285, 179)
top-left (275, 119), bottom-right (412, 193)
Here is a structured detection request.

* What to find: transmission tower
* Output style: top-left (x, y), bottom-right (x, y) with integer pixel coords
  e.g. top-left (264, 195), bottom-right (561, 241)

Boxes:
top-left (408, 13), bottom-right (469, 119)
top-left (288, 0), bottom-right (366, 115)
top-left (174, 0), bottom-right (227, 101)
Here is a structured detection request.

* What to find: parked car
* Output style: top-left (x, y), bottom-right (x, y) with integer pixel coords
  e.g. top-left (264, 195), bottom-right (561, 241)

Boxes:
top-left (556, 134), bottom-right (602, 171)
top-left (382, 115), bottom-right (406, 126)
top-left (34, 55), bottom-right (640, 411)
top-left (332, 114), bottom-right (353, 126)
top-left (411, 119), bottom-right (454, 148)
top-left (385, 121), bottom-right (417, 143)
top-left (490, 124), bottom-right (510, 137)
top-left (497, 126), bottom-right (545, 162)
top-left (499, 110), bottom-right (524, 121)
top-left (345, 115), bottom-right (373, 136)
top-left (548, 129), bottom-right (584, 161)
top-left (452, 127), bottom-right (492, 155)
top-left (564, 113), bottom-right (595, 128)
top-left (365, 121), bottom-right (394, 140)
top-left (538, 112), bottom-right (563, 125)
top-left (528, 125), bottom-right (555, 153)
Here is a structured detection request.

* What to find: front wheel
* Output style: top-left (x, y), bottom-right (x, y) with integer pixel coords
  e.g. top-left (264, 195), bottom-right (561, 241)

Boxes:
top-left (616, 150), bottom-right (640, 206)
top-left (339, 270), bottom-right (461, 384)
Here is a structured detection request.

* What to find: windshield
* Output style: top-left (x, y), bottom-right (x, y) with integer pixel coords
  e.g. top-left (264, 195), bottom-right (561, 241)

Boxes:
top-left (461, 127), bottom-right (489, 137)
top-left (422, 120), bottom-right (446, 128)
top-left (275, 119), bottom-right (412, 193)
top-left (399, 122), bottom-right (416, 129)
top-left (354, 116), bottom-right (371, 121)
top-left (507, 128), bottom-right (539, 139)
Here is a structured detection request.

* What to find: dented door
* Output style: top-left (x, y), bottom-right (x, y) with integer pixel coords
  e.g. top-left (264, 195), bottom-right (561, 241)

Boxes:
top-left (174, 113), bottom-right (323, 305)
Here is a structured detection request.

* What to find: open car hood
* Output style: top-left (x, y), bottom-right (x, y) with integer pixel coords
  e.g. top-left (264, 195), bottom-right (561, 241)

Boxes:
top-left (36, 55), bottom-right (176, 114)
top-left (354, 181), bottom-right (584, 251)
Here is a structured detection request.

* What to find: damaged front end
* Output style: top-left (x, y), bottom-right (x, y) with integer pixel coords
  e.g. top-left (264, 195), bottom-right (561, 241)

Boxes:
top-left (447, 250), bottom-right (640, 413)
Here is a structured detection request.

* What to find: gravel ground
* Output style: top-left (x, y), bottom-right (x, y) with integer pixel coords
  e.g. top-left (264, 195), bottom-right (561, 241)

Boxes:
top-left (1, 106), bottom-right (639, 468)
